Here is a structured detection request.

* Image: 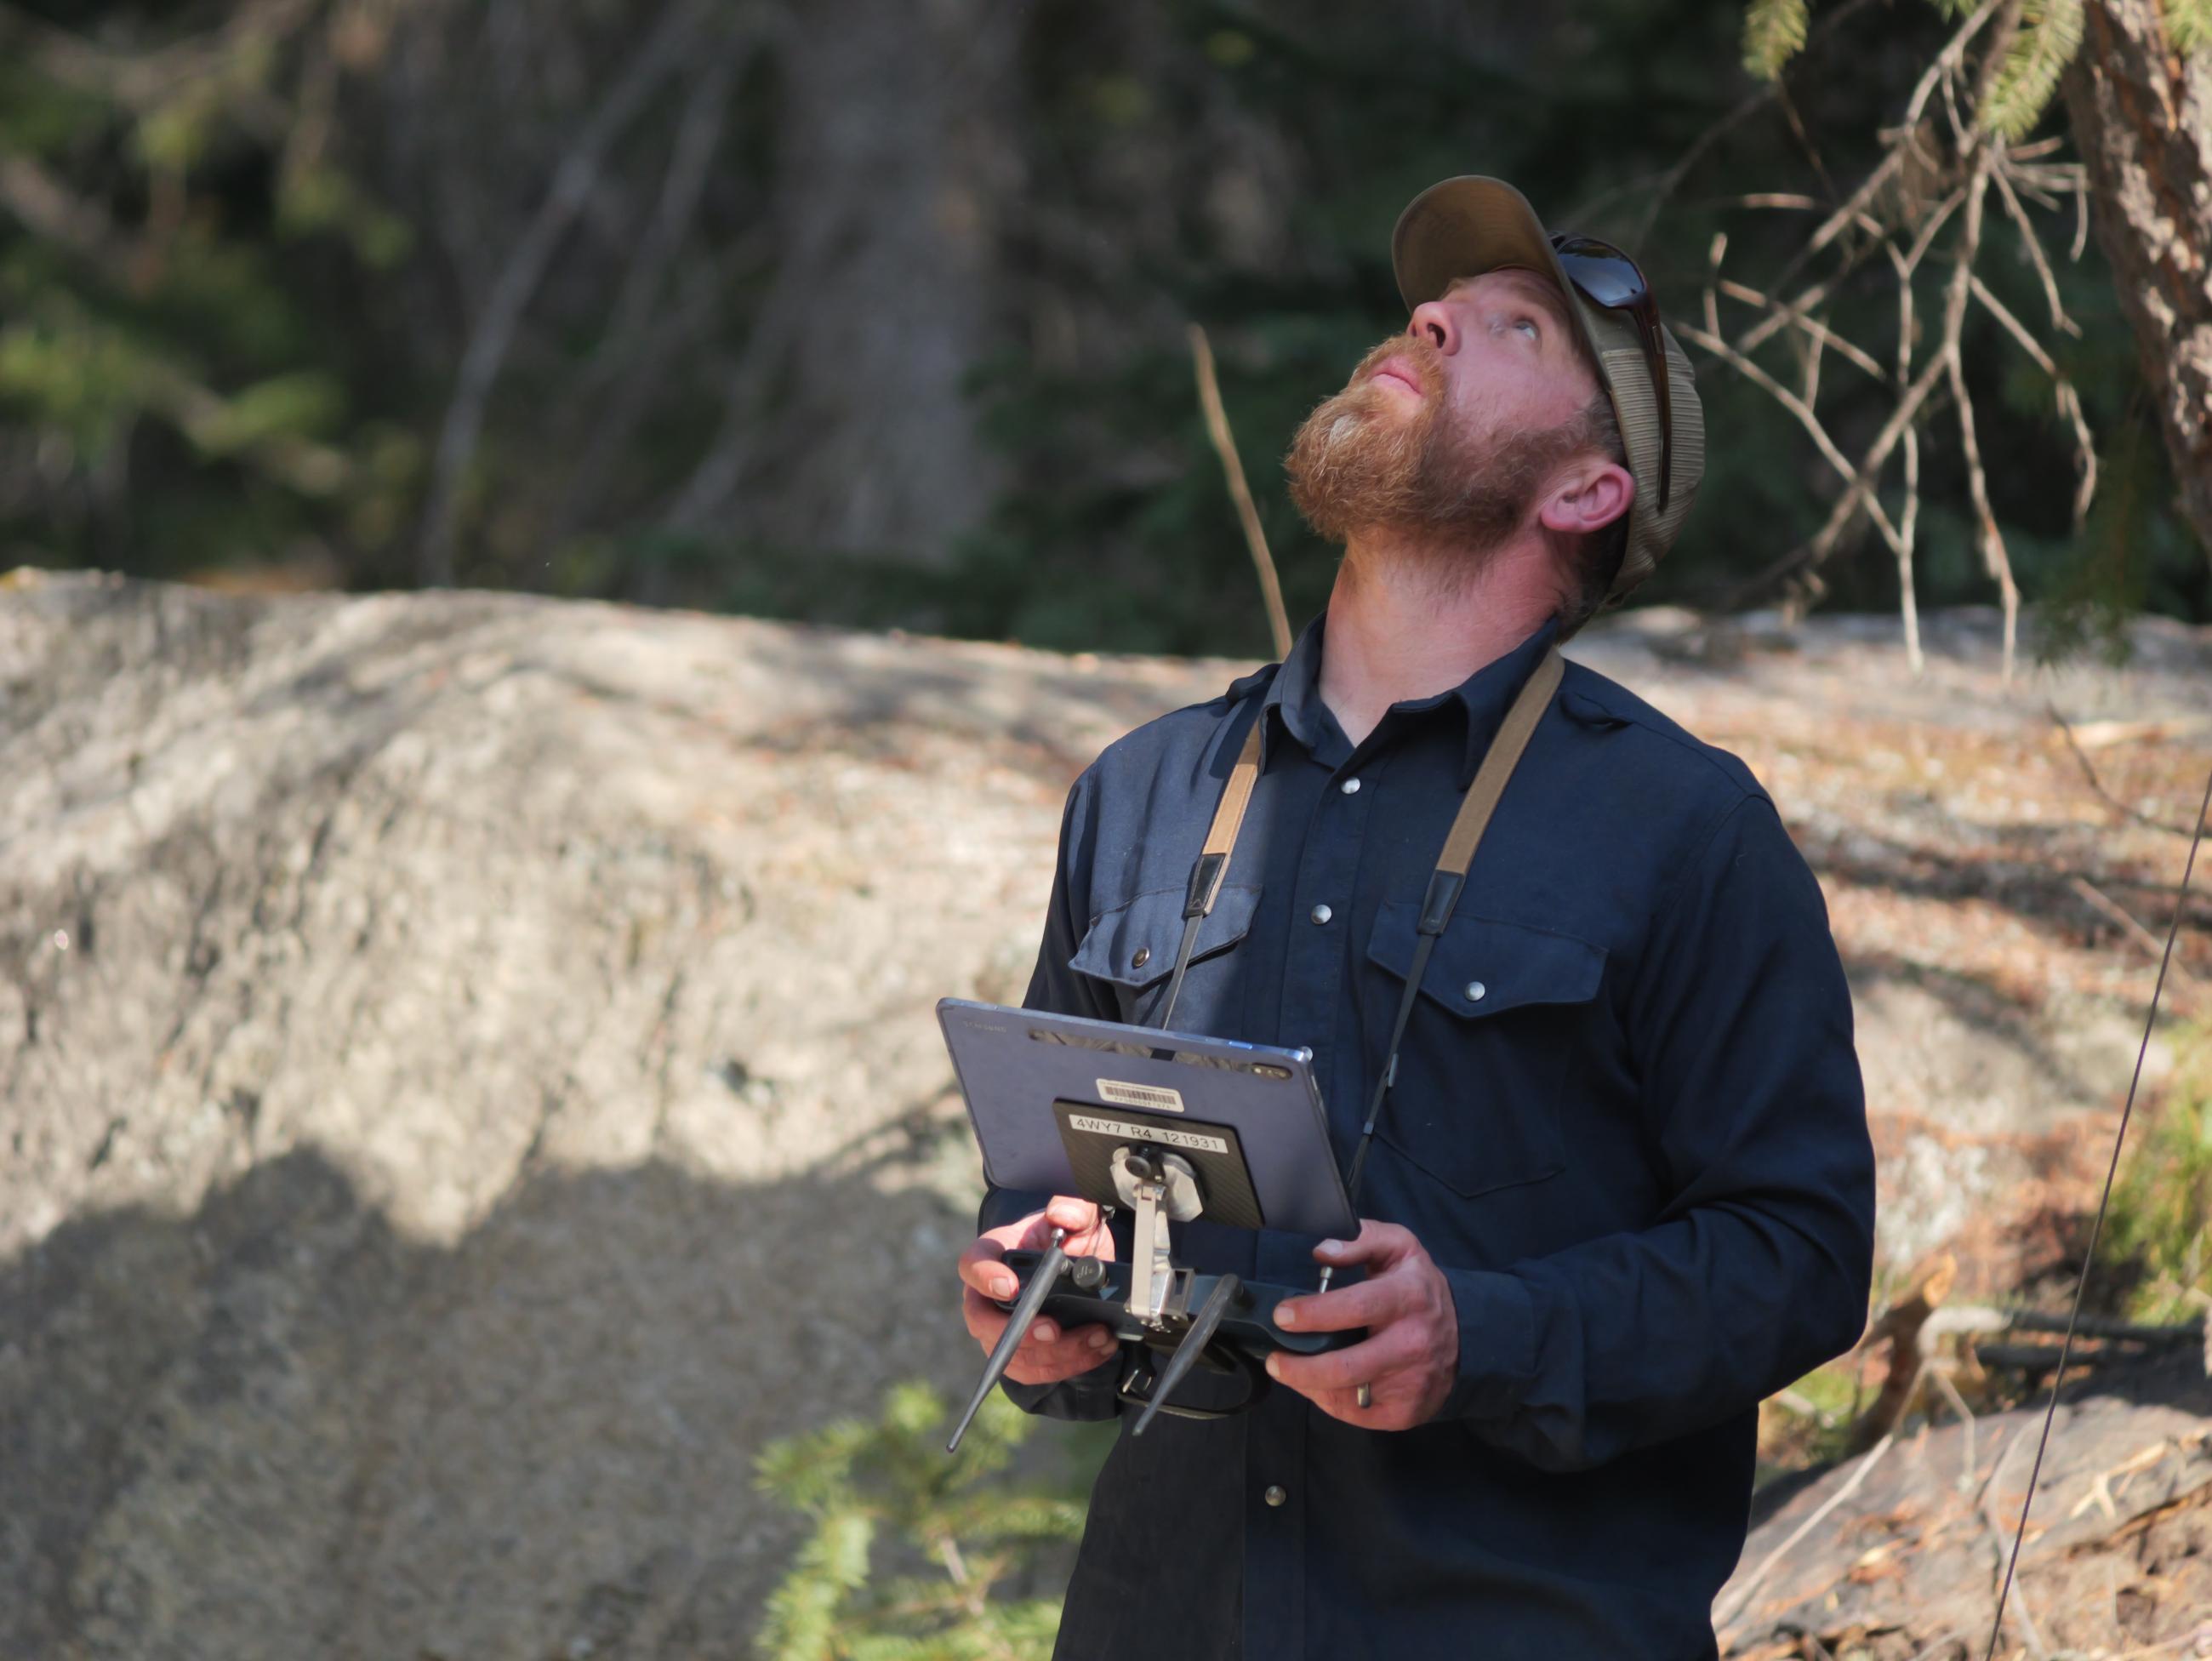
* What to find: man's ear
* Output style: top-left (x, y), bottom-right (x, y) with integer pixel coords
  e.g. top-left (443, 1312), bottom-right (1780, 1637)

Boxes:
top-left (1536, 459), bottom-right (1634, 539)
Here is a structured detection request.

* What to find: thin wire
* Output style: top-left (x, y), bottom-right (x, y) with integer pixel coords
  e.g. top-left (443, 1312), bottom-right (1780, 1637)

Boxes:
top-left (1983, 757), bottom-right (2212, 1660)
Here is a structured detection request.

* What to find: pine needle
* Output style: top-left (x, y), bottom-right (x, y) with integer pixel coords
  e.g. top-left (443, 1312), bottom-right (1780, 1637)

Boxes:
top-left (1743, 0), bottom-right (1811, 78)
top-left (2169, 0), bottom-right (2212, 54)
top-left (1978, 0), bottom-right (2086, 141)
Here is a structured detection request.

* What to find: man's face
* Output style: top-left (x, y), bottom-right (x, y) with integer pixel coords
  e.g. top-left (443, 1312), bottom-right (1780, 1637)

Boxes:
top-left (1284, 266), bottom-right (1609, 555)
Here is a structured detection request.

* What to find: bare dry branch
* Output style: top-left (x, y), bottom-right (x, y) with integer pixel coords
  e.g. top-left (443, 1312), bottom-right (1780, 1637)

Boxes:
top-left (1889, 241), bottom-right (1926, 673)
top-left (1573, 0), bottom-right (1890, 247)
top-left (1734, 271), bottom-right (1843, 355)
top-left (1716, 279), bottom-right (1889, 380)
top-left (1989, 161), bottom-right (2085, 338)
top-left (1724, 348), bottom-right (1953, 602)
top-left (1941, 156), bottom-right (2021, 682)
top-left (1713, 1433), bottom-right (1899, 1636)
top-left (1677, 318), bottom-right (1908, 556)
top-left (2068, 874), bottom-right (2204, 994)
top-left (1189, 324), bottom-right (1292, 659)
top-left (1969, 273), bottom-right (2097, 522)
top-left (2048, 703), bottom-right (2207, 837)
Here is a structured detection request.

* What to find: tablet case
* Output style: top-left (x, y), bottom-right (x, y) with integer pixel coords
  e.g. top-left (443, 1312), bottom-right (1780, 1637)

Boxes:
top-left (938, 997), bottom-right (1358, 1240)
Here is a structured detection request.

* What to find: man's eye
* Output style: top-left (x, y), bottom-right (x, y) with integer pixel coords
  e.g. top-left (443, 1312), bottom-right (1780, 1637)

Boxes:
top-left (1514, 317), bottom-right (1540, 339)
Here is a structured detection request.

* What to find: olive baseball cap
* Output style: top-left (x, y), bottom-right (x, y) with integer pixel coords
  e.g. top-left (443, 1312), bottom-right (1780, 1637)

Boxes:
top-left (1390, 174), bottom-right (1703, 602)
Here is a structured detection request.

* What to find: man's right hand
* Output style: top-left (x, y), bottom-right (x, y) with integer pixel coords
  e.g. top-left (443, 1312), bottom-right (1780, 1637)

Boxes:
top-left (957, 1196), bottom-right (1120, 1386)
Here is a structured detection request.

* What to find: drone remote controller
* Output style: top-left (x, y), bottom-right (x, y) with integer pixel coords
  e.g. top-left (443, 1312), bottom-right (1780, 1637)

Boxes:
top-left (994, 1247), bottom-right (1359, 1364)
top-left (948, 1139), bottom-right (1366, 1451)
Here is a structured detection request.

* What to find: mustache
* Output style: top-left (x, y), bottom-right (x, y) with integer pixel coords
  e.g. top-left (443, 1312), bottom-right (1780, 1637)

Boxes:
top-left (1350, 334), bottom-right (1442, 396)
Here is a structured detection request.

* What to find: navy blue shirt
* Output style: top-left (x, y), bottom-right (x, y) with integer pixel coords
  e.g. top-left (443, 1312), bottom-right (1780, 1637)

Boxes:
top-left (978, 610), bottom-right (1876, 1659)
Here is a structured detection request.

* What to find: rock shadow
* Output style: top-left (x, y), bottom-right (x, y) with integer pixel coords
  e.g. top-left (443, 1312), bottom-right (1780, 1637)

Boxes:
top-left (1, 1147), bottom-right (1004, 1661)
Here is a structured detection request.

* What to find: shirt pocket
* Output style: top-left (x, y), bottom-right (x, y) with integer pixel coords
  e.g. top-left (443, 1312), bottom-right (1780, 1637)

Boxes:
top-left (1363, 903), bottom-right (1608, 1198)
top-left (1069, 882), bottom-right (1263, 1030)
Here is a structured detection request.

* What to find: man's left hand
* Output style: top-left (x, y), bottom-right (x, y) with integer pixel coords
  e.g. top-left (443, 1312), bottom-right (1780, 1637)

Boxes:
top-left (1265, 1220), bottom-right (1458, 1430)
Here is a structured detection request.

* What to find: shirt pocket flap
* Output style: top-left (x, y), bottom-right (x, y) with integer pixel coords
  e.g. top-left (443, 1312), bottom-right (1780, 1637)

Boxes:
top-left (1365, 901), bottom-right (1607, 1017)
top-left (1070, 882), bottom-right (1263, 992)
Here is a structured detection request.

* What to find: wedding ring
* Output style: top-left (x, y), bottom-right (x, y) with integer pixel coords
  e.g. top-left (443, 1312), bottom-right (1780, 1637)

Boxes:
top-left (1355, 1383), bottom-right (1372, 1409)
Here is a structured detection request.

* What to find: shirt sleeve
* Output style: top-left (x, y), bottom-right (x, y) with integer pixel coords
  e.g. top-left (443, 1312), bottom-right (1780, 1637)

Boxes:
top-left (975, 768), bottom-right (1128, 1423)
top-left (1436, 793), bottom-right (1877, 1470)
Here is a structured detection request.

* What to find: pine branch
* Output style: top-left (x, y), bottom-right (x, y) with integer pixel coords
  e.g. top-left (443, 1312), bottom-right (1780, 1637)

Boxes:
top-left (2169, 0), bottom-right (2212, 54)
top-left (755, 1417), bottom-right (875, 1514)
top-left (1978, 0), bottom-right (2084, 140)
top-left (1743, 0), bottom-right (1811, 78)
top-left (756, 1508), bottom-right (878, 1661)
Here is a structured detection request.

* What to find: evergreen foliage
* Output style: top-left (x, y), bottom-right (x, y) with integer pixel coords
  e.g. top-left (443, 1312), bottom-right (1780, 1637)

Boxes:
top-left (2100, 1023), bottom-right (2212, 1325)
top-left (2171, 0), bottom-right (2212, 54)
top-left (1980, 0), bottom-right (2088, 142)
top-left (751, 1382), bottom-right (1091, 1661)
top-left (1744, 0), bottom-right (2184, 143)
top-left (1742, 0), bottom-right (1810, 78)
top-left (1, 3), bottom-right (2203, 648)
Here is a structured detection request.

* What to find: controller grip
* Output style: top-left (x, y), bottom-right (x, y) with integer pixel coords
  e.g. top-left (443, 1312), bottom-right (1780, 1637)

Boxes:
top-left (997, 1249), bottom-right (1362, 1357)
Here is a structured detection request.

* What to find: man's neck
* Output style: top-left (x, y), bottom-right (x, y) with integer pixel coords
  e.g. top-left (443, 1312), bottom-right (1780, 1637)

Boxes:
top-left (1316, 526), bottom-right (1560, 747)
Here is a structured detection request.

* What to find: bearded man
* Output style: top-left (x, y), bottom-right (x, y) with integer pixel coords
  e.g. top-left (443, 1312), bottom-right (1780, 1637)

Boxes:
top-left (954, 175), bottom-right (1877, 1659)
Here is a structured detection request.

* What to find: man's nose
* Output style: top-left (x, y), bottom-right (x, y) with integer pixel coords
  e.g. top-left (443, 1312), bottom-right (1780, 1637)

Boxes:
top-left (1407, 297), bottom-right (1457, 354)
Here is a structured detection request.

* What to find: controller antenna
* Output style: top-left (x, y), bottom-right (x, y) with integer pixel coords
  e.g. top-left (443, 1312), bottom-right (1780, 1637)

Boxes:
top-left (947, 1227), bottom-right (1069, 1453)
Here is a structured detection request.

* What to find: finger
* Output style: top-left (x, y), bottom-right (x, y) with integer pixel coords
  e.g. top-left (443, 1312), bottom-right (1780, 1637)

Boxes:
top-left (962, 1286), bottom-right (1010, 1347)
top-left (959, 1287), bottom-right (1063, 1347)
top-left (1312, 1219), bottom-right (1417, 1271)
top-left (1266, 1324), bottom-right (1419, 1396)
top-left (1042, 1197), bottom-right (1115, 1261)
top-left (956, 1238), bottom-right (1020, 1301)
top-left (1274, 1272), bottom-right (1410, 1334)
top-left (1043, 1195), bottom-right (1103, 1235)
top-left (1305, 1385), bottom-right (1417, 1432)
top-left (1003, 1323), bottom-right (1120, 1384)
top-left (961, 1285), bottom-right (1114, 1361)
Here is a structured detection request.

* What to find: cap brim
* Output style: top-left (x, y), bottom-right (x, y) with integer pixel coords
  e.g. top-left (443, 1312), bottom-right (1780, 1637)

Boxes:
top-left (1390, 174), bottom-right (1607, 374)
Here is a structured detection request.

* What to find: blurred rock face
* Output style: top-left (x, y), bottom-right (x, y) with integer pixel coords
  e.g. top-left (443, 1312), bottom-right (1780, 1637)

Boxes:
top-left (0, 574), bottom-right (1214, 1658)
top-left (3, 576), bottom-right (2206, 1655)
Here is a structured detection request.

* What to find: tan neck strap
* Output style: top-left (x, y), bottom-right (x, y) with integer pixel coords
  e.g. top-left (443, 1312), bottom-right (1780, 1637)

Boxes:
top-left (1154, 648), bottom-right (1564, 1054)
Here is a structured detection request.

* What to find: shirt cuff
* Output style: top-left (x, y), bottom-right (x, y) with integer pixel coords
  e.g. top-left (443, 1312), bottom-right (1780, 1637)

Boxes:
top-left (1438, 1266), bottom-right (1537, 1421)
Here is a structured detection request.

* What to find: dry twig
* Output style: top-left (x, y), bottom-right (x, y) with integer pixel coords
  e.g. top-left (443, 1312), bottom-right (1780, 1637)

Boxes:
top-left (2048, 704), bottom-right (2208, 838)
top-left (1188, 323), bottom-right (1293, 659)
top-left (1674, 0), bottom-right (2100, 671)
top-left (1713, 1432), bottom-right (1899, 1635)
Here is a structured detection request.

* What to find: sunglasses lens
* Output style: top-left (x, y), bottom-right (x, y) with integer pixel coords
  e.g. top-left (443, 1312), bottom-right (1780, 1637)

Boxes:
top-left (1558, 260), bottom-right (1639, 307)
top-left (1551, 237), bottom-right (1645, 308)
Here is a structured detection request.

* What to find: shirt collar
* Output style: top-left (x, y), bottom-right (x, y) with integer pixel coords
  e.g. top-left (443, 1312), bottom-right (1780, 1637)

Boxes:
top-left (1261, 607), bottom-right (1562, 789)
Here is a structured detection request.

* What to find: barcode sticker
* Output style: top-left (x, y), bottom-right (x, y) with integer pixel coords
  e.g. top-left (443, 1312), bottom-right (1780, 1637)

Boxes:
top-left (1095, 1078), bottom-right (1185, 1113)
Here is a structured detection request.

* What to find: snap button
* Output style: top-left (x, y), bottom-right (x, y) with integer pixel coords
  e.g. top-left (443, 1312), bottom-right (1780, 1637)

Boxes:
top-left (1263, 1484), bottom-right (1287, 1507)
top-left (1132, 946), bottom-right (1151, 968)
top-left (1465, 981), bottom-right (1487, 1002)
top-left (1310, 904), bottom-right (1333, 925)
top-left (1340, 777), bottom-right (1361, 794)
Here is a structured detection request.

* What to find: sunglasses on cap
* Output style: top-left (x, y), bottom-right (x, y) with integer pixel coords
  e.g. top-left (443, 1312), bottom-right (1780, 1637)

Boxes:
top-left (1549, 234), bottom-right (1673, 516)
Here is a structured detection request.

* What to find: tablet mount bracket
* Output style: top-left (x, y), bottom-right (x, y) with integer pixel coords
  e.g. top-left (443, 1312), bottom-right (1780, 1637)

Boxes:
top-left (1113, 1145), bottom-right (1200, 1327)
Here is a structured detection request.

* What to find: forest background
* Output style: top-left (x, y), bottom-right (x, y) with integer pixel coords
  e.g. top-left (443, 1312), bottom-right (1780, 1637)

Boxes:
top-left (3, 0), bottom-right (2208, 659)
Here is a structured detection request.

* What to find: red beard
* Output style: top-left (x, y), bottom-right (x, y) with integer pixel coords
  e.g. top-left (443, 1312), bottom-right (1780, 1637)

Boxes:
top-left (1284, 334), bottom-right (1597, 561)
